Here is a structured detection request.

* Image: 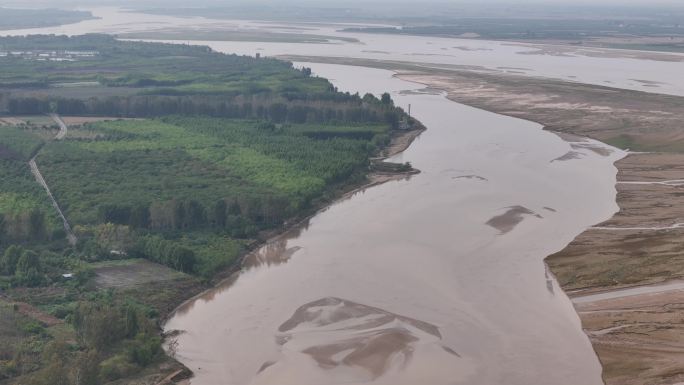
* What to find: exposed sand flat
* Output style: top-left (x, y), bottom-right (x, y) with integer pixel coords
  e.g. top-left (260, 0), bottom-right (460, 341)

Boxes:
top-left (501, 38), bottom-right (684, 59)
top-left (0, 117), bottom-right (26, 125)
top-left (572, 281), bottom-right (684, 304)
top-left (59, 116), bottom-right (129, 125)
top-left (486, 206), bottom-right (542, 234)
top-left (259, 297), bottom-right (458, 382)
top-left (618, 180), bottom-right (684, 186)
top-left (550, 156), bottom-right (684, 385)
top-left (92, 259), bottom-right (188, 289)
top-left (551, 150), bottom-right (583, 162)
top-left (591, 224), bottom-right (684, 231)
top-left (453, 174), bottom-right (488, 181)
top-left (573, 288), bottom-right (684, 385)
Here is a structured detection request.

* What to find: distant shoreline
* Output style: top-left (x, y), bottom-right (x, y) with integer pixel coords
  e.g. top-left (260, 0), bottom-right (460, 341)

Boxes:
top-left (0, 8), bottom-right (96, 32)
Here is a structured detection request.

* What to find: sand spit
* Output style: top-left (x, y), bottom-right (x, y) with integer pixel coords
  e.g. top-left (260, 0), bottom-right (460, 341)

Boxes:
top-left (247, 297), bottom-right (463, 385)
top-left (551, 151), bottom-right (583, 162)
top-left (486, 206), bottom-right (542, 234)
top-left (264, 297), bottom-right (457, 379)
top-left (453, 174), bottom-right (488, 181)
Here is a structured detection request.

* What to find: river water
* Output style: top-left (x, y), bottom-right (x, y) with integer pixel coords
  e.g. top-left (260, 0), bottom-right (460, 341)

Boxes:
top-left (5, 7), bottom-right (684, 96)
top-left (2, 8), bottom-right (665, 385)
top-left (163, 64), bottom-right (622, 385)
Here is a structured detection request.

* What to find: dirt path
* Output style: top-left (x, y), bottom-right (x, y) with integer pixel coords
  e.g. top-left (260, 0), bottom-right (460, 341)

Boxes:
top-left (572, 280), bottom-right (684, 304)
top-left (50, 113), bottom-right (68, 140)
top-left (29, 114), bottom-right (76, 245)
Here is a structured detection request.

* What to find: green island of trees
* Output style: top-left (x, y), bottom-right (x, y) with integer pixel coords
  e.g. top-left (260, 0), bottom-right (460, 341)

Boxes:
top-left (0, 34), bottom-right (416, 384)
top-left (0, 8), bottom-right (94, 31)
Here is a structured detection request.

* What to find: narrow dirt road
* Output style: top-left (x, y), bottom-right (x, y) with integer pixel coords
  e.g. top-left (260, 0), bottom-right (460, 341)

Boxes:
top-left (29, 114), bottom-right (77, 245)
top-left (50, 113), bottom-right (68, 140)
top-left (572, 280), bottom-right (684, 304)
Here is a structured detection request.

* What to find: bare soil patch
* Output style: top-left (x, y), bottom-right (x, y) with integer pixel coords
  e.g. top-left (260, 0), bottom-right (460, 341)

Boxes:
top-left (92, 259), bottom-right (189, 289)
top-left (0, 296), bottom-right (61, 327)
top-left (60, 116), bottom-right (129, 126)
top-left (0, 117), bottom-right (26, 126)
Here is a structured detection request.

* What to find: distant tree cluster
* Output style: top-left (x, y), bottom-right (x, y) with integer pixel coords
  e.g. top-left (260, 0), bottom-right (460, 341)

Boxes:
top-left (1, 246), bottom-right (43, 286)
top-left (6, 94), bottom-right (403, 127)
top-left (22, 298), bottom-right (162, 385)
top-left (0, 209), bottom-right (49, 243)
top-left (133, 235), bottom-right (196, 273)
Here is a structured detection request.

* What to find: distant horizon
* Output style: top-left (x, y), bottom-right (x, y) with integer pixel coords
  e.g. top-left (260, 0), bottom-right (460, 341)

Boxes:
top-left (3, 0), bottom-right (684, 8)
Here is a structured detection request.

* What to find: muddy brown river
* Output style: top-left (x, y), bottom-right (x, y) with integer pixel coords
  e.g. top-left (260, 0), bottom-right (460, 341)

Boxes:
top-left (164, 65), bottom-right (624, 385)
top-left (2, 9), bottom-right (657, 384)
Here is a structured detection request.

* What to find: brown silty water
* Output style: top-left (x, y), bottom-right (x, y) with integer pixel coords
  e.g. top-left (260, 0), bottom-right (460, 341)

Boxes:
top-left (164, 64), bottom-right (624, 385)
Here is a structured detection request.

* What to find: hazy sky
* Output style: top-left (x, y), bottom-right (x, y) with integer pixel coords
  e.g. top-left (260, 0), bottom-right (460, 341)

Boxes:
top-left (3, 0), bottom-right (684, 5)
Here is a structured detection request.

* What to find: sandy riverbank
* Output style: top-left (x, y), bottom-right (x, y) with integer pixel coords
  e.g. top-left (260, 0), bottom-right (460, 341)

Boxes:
top-left (399, 71), bottom-right (684, 385)
top-left (403, 73), bottom-right (684, 385)
top-left (276, 54), bottom-right (684, 385)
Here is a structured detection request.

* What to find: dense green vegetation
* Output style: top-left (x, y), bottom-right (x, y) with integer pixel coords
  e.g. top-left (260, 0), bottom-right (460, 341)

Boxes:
top-left (35, 115), bottom-right (388, 275)
top-left (0, 278), bottom-right (165, 385)
top-left (0, 166), bottom-right (60, 245)
top-left (0, 35), bottom-right (413, 383)
top-left (0, 8), bottom-right (94, 31)
top-left (0, 35), bottom-right (404, 128)
top-left (0, 123), bottom-right (63, 245)
top-left (0, 126), bottom-right (46, 160)
top-left (0, 300), bottom-right (57, 381)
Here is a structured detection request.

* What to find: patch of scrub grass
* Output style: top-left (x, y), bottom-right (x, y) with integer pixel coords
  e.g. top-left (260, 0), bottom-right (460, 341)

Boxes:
top-left (604, 134), bottom-right (644, 151)
top-left (605, 134), bottom-right (684, 154)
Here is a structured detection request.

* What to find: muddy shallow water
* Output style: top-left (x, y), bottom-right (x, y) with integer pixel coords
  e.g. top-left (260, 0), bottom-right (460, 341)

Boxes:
top-left (164, 64), bottom-right (624, 385)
